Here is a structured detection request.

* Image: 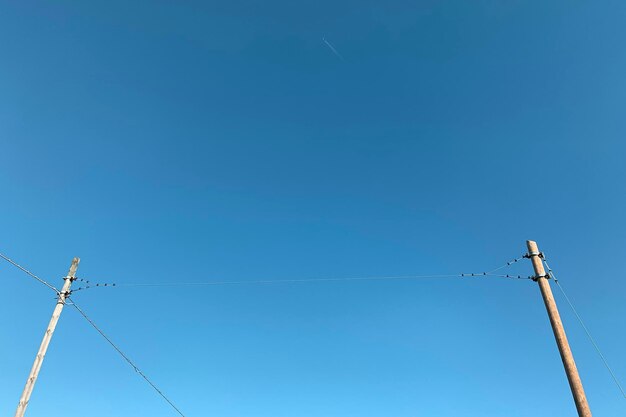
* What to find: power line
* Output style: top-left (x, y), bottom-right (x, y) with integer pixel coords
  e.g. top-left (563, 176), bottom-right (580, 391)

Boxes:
top-left (543, 259), bottom-right (626, 400)
top-left (71, 255), bottom-right (531, 291)
top-left (485, 256), bottom-right (526, 274)
top-left (70, 300), bottom-right (187, 416)
top-left (0, 252), bottom-right (60, 294)
top-left (73, 272), bottom-right (530, 291)
top-left (102, 274), bottom-right (466, 288)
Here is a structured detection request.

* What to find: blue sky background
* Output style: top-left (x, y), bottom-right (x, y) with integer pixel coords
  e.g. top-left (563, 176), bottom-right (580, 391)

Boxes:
top-left (1, 1), bottom-right (625, 416)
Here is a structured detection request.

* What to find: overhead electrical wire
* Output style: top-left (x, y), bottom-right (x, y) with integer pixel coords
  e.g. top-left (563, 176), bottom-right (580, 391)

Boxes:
top-left (74, 272), bottom-right (527, 290)
top-left (543, 258), bottom-right (626, 400)
top-left (71, 256), bottom-right (531, 292)
top-left (0, 248), bottom-right (535, 416)
top-left (70, 300), bottom-right (187, 416)
top-left (6, 247), bottom-right (626, 408)
top-left (485, 256), bottom-right (526, 274)
top-left (6, 246), bottom-right (624, 410)
top-left (0, 251), bottom-right (60, 294)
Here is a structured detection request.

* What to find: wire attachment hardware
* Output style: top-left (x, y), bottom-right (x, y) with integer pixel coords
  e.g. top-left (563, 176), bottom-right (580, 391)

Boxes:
top-left (531, 273), bottom-right (550, 282)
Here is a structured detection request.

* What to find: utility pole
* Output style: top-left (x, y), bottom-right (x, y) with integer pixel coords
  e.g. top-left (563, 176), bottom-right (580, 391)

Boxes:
top-left (14, 257), bottom-right (80, 417)
top-left (526, 241), bottom-right (592, 417)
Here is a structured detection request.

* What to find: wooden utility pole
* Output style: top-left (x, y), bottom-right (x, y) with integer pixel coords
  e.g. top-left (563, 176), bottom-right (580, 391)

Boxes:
top-left (14, 257), bottom-right (80, 417)
top-left (527, 241), bottom-right (592, 417)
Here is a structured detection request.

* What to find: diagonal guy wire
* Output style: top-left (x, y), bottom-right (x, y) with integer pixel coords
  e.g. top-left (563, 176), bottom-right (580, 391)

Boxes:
top-left (0, 252), bottom-right (60, 294)
top-left (71, 300), bottom-right (187, 416)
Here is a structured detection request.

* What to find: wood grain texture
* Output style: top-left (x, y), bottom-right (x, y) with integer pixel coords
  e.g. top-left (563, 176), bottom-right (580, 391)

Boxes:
top-left (14, 257), bottom-right (80, 417)
top-left (527, 241), bottom-right (592, 417)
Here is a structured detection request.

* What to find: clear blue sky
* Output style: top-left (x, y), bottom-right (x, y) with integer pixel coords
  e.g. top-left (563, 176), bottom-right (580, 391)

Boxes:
top-left (1, 1), bottom-right (625, 416)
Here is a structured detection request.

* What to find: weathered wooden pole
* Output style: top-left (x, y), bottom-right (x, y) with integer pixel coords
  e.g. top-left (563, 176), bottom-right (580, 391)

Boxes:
top-left (14, 257), bottom-right (80, 417)
top-left (526, 241), bottom-right (591, 416)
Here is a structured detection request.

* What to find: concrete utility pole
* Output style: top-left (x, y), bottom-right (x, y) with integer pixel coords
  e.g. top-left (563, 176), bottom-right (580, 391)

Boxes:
top-left (526, 241), bottom-right (592, 417)
top-left (14, 257), bottom-right (80, 417)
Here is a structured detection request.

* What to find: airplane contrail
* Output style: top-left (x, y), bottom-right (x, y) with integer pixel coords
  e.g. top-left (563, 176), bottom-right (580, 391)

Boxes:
top-left (323, 37), bottom-right (345, 62)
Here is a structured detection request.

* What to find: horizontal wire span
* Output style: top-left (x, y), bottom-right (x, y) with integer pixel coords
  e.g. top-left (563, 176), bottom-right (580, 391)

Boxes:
top-left (70, 300), bottom-right (186, 416)
top-left (11, 248), bottom-right (625, 406)
top-left (0, 249), bottom-right (530, 294)
top-left (0, 252), bottom-right (60, 294)
top-left (73, 257), bottom-right (531, 291)
top-left (115, 274), bottom-right (463, 287)
top-left (77, 274), bottom-right (531, 290)
top-left (77, 274), bottom-right (531, 289)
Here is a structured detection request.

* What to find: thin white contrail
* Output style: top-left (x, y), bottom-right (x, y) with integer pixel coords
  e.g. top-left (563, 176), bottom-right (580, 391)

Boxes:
top-left (323, 37), bottom-right (345, 61)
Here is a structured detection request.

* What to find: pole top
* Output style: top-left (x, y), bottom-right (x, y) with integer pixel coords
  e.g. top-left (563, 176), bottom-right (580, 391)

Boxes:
top-left (68, 257), bottom-right (80, 279)
top-left (526, 240), bottom-right (539, 252)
